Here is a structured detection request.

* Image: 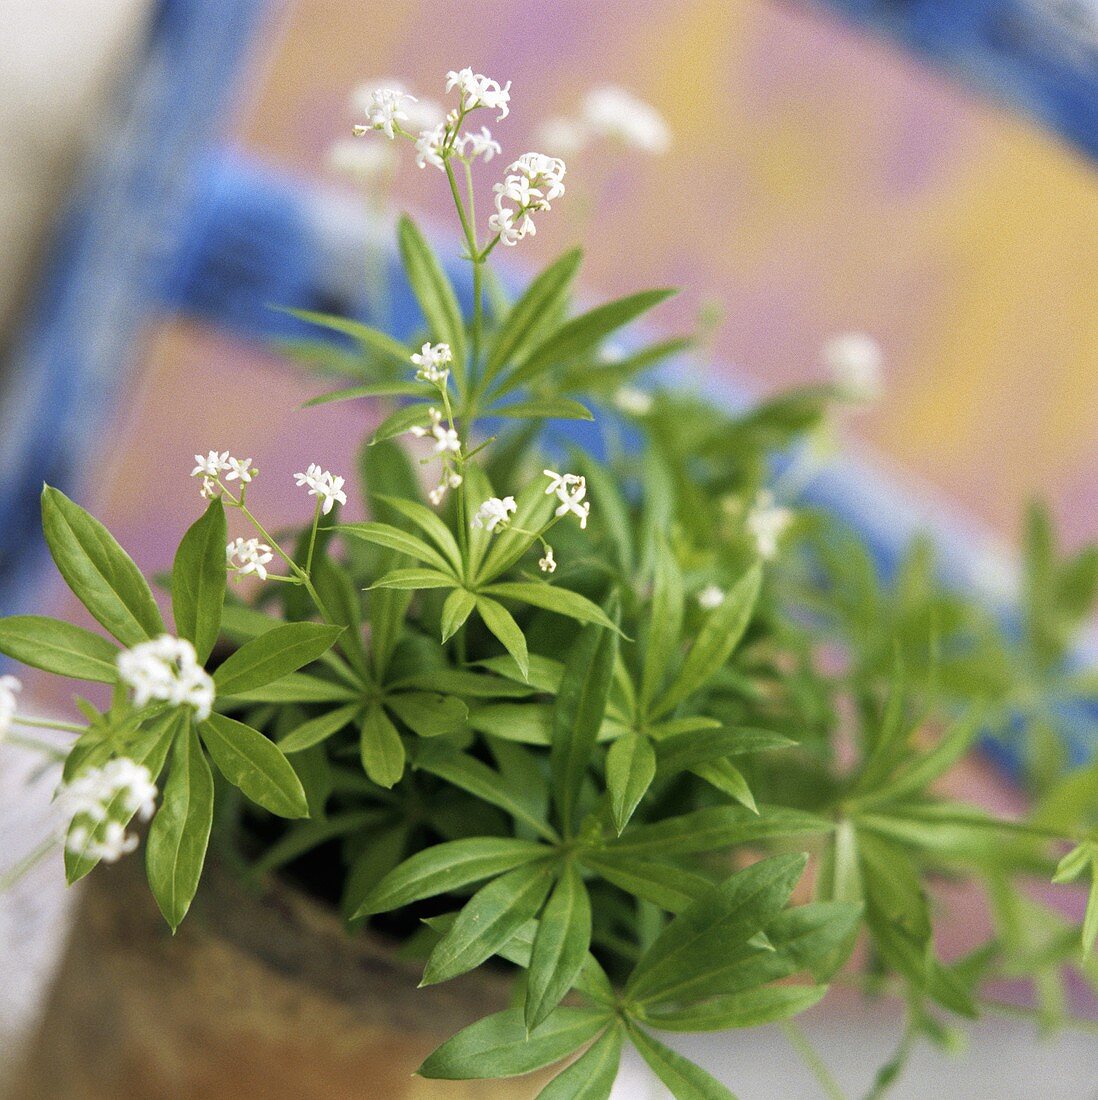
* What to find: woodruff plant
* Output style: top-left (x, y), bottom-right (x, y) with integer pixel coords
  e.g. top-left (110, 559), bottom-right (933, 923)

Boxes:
top-left (2, 69), bottom-right (1097, 1099)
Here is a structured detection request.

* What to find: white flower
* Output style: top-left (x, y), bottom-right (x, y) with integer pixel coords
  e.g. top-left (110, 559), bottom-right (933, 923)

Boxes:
top-left (542, 469), bottom-right (584, 497)
top-left (353, 87), bottom-right (417, 140)
top-left (445, 68), bottom-right (511, 119)
top-left (191, 450), bottom-right (230, 479)
top-left (226, 537), bottom-right (274, 581)
top-left (59, 757), bottom-right (158, 864)
top-left (0, 674), bottom-right (21, 742)
top-left (613, 387), bottom-right (652, 416)
top-left (472, 496), bottom-right (517, 533)
top-left (824, 333), bottom-right (883, 403)
top-left (414, 123), bottom-right (447, 170)
top-left (199, 477), bottom-right (219, 501)
top-left (697, 584), bottom-right (725, 610)
top-left (411, 342), bottom-right (452, 384)
top-left (409, 408), bottom-right (460, 454)
top-left (746, 491), bottom-right (794, 561)
top-left (66, 819), bottom-right (139, 863)
top-left (487, 204), bottom-right (535, 246)
top-left (329, 138), bottom-right (395, 183)
top-left (583, 86), bottom-right (671, 154)
top-left (488, 152), bottom-right (566, 246)
top-left (294, 464), bottom-right (348, 515)
top-left (456, 126), bottom-right (501, 162)
top-left (539, 546), bottom-right (557, 573)
top-left (118, 635), bottom-right (215, 722)
top-left (224, 457), bottom-right (255, 484)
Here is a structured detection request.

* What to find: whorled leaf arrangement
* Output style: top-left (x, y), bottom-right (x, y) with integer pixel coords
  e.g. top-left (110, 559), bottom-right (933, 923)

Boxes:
top-left (1, 69), bottom-right (1097, 1099)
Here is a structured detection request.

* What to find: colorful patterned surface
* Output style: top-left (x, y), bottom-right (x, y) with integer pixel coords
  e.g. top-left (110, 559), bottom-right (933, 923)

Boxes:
top-left (232, 0), bottom-right (1096, 550)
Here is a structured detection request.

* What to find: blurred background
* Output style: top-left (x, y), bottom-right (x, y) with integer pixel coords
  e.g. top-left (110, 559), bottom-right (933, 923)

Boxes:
top-left (0, 0), bottom-right (1095, 1096)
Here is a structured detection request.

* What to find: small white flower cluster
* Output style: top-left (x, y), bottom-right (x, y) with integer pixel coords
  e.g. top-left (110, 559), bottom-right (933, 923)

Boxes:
top-left (190, 451), bottom-right (257, 500)
top-left (543, 470), bottom-right (590, 528)
top-left (294, 464), bottom-right (348, 516)
top-left (489, 153), bottom-right (566, 246)
top-left (414, 122), bottom-right (502, 172)
top-left (408, 408), bottom-right (463, 506)
top-left (824, 333), bottom-right (883, 403)
top-left (409, 407), bottom-right (461, 454)
top-left (117, 635), bottom-right (215, 722)
top-left (353, 87), bottom-right (417, 140)
top-left (411, 342), bottom-right (452, 385)
top-left (0, 674), bottom-right (21, 742)
top-left (538, 546), bottom-right (557, 574)
top-left (445, 68), bottom-right (512, 119)
top-left (59, 758), bottom-right (158, 864)
top-left (537, 85), bottom-right (671, 156)
top-left (746, 491), bottom-right (794, 561)
top-left (472, 496), bottom-right (517, 533)
top-left (697, 584), bottom-right (725, 611)
top-left (226, 537), bottom-right (274, 582)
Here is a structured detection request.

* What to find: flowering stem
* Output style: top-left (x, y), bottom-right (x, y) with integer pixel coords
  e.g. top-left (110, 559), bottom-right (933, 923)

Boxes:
top-left (7, 732), bottom-right (70, 760)
top-left (304, 497), bottom-right (323, 577)
top-left (12, 714), bottom-right (85, 734)
top-left (778, 1020), bottom-right (845, 1100)
top-left (0, 837), bottom-right (58, 894)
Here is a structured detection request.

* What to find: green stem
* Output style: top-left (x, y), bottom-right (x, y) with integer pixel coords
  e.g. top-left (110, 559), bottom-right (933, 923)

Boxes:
top-left (779, 1019), bottom-right (846, 1100)
top-left (11, 714), bottom-right (85, 734)
top-left (0, 837), bottom-right (58, 894)
top-left (7, 732), bottom-right (69, 761)
top-left (304, 497), bottom-right (323, 576)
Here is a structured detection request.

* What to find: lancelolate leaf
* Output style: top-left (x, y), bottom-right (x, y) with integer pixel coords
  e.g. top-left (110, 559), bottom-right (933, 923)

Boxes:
top-left (606, 732), bottom-right (656, 834)
top-left (146, 723), bottom-right (214, 931)
top-left (625, 1024), bottom-right (736, 1100)
top-left (41, 485), bottom-right (164, 646)
top-left (0, 616), bottom-right (119, 682)
top-left (359, 702), bottom-right (405, 788)
top-left (534, 1022), bottom-right (622, 1100)
top-left (213, 622), bottom-right (344, 697)
top-left (199, 713), bottom-right (309, 819)
top-left (171, 498), bottom-right (226, 664)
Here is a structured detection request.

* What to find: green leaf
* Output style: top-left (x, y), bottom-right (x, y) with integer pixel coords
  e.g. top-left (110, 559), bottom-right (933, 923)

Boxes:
top-left (552, 618), bottom-right (619, 835)
top-left (640, 536), bottom-right (684, 710)
top-left (655, 728), bottom-right (795, 777)
top-left (213, 622), bottom-right (344, 696)
top-left (609, 805), bottom-right (829, 859)
top-left (626, 1025), bottom-right (736, 1099)
top-left (385, 691), bottom-right (467, 737)
top-left (484, 248), bottom-right (582, 387)
top-left (691, 759), bottom-right (757, 813)
top-left (0, 616), bottom-right (118, 682)
top-left (440, 588), bottom-right (477, 643)
top-left (606, 732), bottom-right (657, 834)
top-left (492, 397), bottom-right (594, 422)
top-left (369, 567), bottom-right (458, 591)
top-left (356, 837), bottom-right (549, 917)
top-left (171, 498), bottom-right (226, 663)
top-left (371, 494), bottom-right (463, 574)
top-left (415, 742), bottom-right (559, 841)
top-left (41, 485), bottom-right (164, 646)
top-left (478, 654), bottom-right (564, 694)
top-left (418, 1005), bottom-right (609, 1080)
top-left (277, 703), bottom-right (362, 753)
top-left (64, 710), bottom-right (180, 883)
top-left (626, 853), bottom-right (808, 1004)
top-left (643, 984), bottom-right (826, 1031)
top-left (146, 724), bottom-right (214, 930)
top-left (304, 381), bottom-right (433, 407)
top-left (467, 702), bottom-right (553, 745)
top-left (651, 564), bottom-right (761, 719)
top-left (526, 864), bottom-right (592, 1032)
top-left (422, 860), bottom-right (555, 985)
top-left (277, 306), bottom-right (410, 365)
top-left (222, 672), bottom-right (358, 704)
top-left (580, 852), bottom-right (711, 913)
top-left (339, 521), bottom-right (455, 575)
top-left (359, 702), bottom-right (405, 787)
top-left (198, 713), bottom-right (309, 818)
top-left (398, 215), bottom-right (466, 387)
top-left (535, 1023), bottom-right (622, 1100)
top-left (369, 402), bottom-right (437, 446)
top-left (476, 596), bottom-right (529, 679)
top-left (484, 582), bottom-right (622, 634)
top-left (563, 336), bottom-right (693, 393)
top-left (492, 289), bottom-right (677, 399)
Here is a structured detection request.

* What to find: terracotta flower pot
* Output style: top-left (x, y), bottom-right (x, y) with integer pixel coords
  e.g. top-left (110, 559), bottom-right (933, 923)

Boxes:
top-left (12, 859), bottom-right (548, 1099)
